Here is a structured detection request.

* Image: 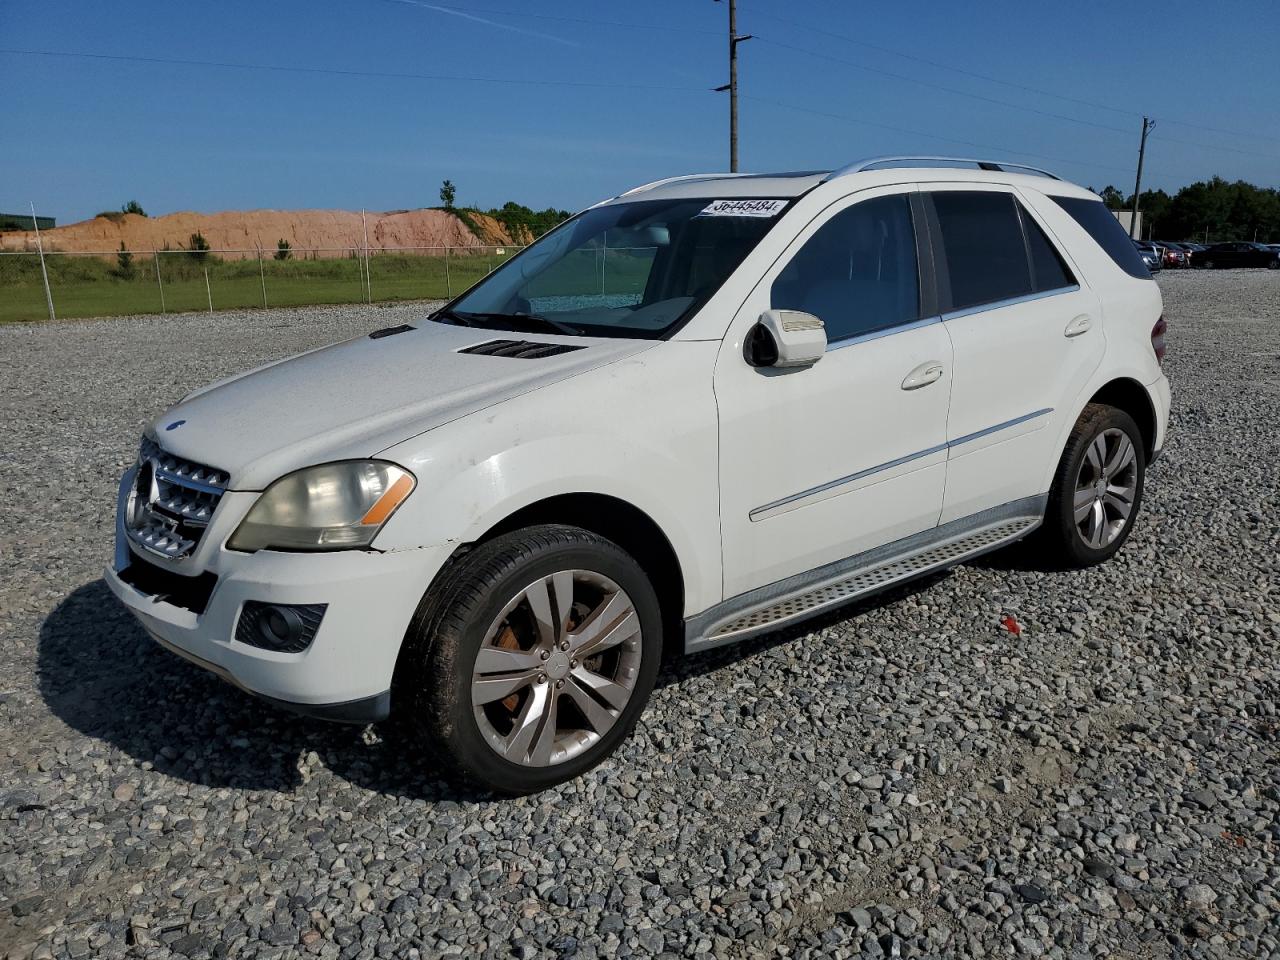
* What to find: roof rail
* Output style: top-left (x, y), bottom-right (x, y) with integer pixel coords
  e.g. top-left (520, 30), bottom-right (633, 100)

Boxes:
top-left (598, 172), bottom-right (747, 204)
top-left (825, 156), bottom-right (1061, 181)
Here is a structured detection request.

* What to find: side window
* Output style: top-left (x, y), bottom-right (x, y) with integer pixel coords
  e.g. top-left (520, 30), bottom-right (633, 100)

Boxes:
top-left (930, 191), bottom-right (1032, 311)
top-left (1019, 203), bottom-right (1076, 292)
top-left (770, 193), bottom-right (920, 342)
top-left (1048, 195), bottom-right (1151, 279)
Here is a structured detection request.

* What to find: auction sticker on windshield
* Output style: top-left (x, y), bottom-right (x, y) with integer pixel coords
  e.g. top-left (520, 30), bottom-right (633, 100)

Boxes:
top-left (698, 199), bottom-right (787, 218)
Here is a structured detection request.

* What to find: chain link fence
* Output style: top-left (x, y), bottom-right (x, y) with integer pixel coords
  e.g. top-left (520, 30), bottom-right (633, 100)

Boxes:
top-left (0, 245), bottom-right (525, 323)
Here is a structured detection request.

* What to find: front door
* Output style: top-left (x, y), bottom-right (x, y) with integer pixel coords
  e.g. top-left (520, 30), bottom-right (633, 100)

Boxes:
top-left (715, 186), bottom-right (953, 599)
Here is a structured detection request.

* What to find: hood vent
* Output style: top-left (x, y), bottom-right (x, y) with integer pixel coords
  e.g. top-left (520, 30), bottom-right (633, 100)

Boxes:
top-left (459, 339), bottom-right (586, 359)
top-left (369, 324), bottom-right (415, 339)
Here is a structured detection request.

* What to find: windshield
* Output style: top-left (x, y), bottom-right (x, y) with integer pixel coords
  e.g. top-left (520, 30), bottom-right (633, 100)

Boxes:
top-left (438, 197), bottom-right (784, 338)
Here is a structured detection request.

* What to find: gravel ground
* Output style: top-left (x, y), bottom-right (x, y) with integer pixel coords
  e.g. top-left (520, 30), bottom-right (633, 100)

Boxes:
top-left (1, 273), bottom-right (1277, 960)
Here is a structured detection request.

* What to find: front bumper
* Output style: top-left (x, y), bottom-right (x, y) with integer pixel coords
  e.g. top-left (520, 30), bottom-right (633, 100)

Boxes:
top-left (107, 469), bottom-right (452, 723)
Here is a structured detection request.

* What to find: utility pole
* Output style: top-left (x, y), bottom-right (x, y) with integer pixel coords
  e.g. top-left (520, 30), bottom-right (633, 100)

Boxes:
top-left (713, 0), bottom-right (752, 172)
top-left (1129, 116), bottom-right (1155, 239)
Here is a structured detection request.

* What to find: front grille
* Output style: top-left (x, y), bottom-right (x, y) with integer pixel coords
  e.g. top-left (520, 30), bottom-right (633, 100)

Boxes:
top-left (126, 437), bottom-right (230, 559)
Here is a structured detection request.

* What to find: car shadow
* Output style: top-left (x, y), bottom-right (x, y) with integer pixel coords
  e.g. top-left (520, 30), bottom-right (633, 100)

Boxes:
top-left (39, 566), bottom-right (974, 802)
top-left (37, 580), bottom-right (491, 802)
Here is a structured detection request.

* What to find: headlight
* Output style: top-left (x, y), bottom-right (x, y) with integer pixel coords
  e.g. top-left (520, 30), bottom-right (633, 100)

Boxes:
top-left (228, 461), bottom-right (415, 552)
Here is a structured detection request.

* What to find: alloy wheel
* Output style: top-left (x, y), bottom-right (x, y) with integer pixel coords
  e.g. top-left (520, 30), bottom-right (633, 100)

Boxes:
top-left (1073, 428), bottom-right (1138, 549)
top-left (470, 570), bottom-right (642, 767)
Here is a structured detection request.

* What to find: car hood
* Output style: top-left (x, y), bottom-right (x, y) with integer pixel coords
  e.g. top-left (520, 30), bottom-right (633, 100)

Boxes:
top-left (148, 322), bottom-right (651, 490)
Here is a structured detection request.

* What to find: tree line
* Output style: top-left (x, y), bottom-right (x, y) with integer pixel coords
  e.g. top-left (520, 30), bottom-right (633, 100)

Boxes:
top-left (439, 180), bottom-right (570, 244)
top-left (1094, 177), bottom-right (1279, 243)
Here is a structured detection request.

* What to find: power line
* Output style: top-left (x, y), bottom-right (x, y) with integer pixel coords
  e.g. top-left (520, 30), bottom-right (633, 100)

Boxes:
top-left (387, 2), bottom-right (1280, 162)
top-left (754, 37), bottom-right (1136, 137)
top-left (754, 36), bottom-right (1280, 163)
top-left (737, 4), bottom-right (1280, 149)
top-left (0, 48), bottom-right (705, 93)
top-left (739, 93), bottom-right (1152, 179)
top-left (380, 0), bottom-right (721, 35)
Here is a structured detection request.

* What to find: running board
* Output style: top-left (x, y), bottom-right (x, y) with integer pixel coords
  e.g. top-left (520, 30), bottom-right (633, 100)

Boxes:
top-left (684, 497), bottom-right (1045, 653)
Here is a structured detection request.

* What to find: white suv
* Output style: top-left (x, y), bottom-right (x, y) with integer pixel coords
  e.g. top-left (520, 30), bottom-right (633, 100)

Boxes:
top-left (109, 157), bottom-right (1170, 793)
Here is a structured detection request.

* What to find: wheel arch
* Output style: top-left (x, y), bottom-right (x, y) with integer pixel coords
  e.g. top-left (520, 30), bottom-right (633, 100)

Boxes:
top-left (1087, 377), bottom-right (1157, 461)
top-left (397, 493), bottom-right (688, 678)
top-left (482, 493), bottom-right (685, 649)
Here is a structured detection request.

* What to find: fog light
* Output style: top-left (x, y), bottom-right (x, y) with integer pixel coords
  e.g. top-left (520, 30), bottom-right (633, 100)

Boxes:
top-left (235, 601), bottom-right (327, 653)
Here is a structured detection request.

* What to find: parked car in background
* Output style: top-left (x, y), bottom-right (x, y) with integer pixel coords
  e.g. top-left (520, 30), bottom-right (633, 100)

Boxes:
top-left (1156, 242), bottom-right (1189, 269)
top-left (1197, 241), bottom-right (1280, 269)
top-left (1179, 242), bottom-right (1205, 266)
top-left (108, 156), bottom-right (1171, 793)
top-left (1134, 241), bottom-right (1162, 272)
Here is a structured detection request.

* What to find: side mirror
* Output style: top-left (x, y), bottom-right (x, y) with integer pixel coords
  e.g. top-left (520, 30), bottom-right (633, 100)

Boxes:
top-left (745, 309), bottom-right (826, 368)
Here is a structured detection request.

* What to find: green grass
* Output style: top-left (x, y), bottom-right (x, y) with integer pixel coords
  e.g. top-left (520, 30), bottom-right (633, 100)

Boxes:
top-left (0, 251), bottom-right (515, 323)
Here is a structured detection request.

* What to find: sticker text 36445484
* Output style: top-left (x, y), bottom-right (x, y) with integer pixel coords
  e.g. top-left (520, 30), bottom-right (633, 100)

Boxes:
top-left (697, 199), bottom-right (788, 218)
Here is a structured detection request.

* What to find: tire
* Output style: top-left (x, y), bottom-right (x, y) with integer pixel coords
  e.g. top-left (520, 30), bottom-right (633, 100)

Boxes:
top-left (1034, 404), bottom-right (1146, 568)
top-left (1204, 260), bottom-right (1216, 269)
top-left (401, 524), bottom-right (662, 794)
top-left (1267, 259), bottom-right (1279, 270)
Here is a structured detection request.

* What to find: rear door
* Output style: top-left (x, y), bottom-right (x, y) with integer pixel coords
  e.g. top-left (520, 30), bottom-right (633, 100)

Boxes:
top-left (922, 185), bottom-right (1105, 524)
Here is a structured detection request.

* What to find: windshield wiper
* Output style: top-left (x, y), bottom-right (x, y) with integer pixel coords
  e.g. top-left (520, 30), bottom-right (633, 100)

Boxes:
top-left (445, 311), bottom-right (583, 336)
top-left (431, 307), bottom-right (478, 327)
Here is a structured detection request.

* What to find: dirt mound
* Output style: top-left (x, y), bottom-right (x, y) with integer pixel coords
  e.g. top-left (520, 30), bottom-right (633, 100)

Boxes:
top-left (0, 208), bottom-right (515, 258)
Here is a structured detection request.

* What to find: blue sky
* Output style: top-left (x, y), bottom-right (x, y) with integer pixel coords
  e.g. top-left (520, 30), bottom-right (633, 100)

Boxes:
top-left (2, 0), bottom-right (1277, 223)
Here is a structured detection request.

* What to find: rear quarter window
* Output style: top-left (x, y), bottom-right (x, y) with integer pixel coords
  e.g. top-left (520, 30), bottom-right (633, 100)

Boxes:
top-left (1048, 196), bottom-right (1151, 280)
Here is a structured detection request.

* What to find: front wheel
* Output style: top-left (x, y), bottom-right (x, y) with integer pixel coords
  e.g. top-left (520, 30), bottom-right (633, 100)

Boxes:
top-left (1033, 404), bottom-right (1146, 568)
top-left (403, 525), bottom-right (662, 794)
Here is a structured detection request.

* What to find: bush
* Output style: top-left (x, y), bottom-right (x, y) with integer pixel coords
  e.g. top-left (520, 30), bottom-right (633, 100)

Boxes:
top-left (122, 200), bottom-right (147, 217)
top-left (187, 232), bottom-right (210, 262)
top-left (116, 242), bottom-right (135, 279)
top-left (275, 239), bottom-right (292, 261)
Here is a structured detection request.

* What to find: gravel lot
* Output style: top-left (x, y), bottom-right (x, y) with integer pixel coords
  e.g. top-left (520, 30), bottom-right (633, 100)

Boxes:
top-left (1, 272), bottom-right (1277, 960)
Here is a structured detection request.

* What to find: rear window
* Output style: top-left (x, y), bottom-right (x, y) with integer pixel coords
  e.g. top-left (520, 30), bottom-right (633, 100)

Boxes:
top-left (1049, 196), bottom-right (1151, 279)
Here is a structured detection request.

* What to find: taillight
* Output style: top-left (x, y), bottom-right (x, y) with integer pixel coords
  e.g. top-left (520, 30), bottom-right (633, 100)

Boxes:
top-left (1151, 315), bottom-right (1167, 363)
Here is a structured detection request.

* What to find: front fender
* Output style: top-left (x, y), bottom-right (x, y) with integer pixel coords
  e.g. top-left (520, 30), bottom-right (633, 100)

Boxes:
top-left (372, 344), bottom-right (723, 616)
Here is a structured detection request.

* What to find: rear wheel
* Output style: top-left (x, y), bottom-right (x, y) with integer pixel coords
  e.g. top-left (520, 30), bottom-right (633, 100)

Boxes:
top-left (1034, 404), bottom-right (1146, 568)
top-left (403, 525), bottom-right (662, 794)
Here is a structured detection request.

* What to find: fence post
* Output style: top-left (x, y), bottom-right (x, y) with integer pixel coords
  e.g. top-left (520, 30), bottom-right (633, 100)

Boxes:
top-left (204, 267), bottom-right (213, 314)
top-left (258, 249), bottom-right (267, 308)
top-left (154, 251), bottom-right (166, 314)
top-left (362, 209), bottom-right (373, 304)
top-left (444, 246), bottom-right (451, 297)
top-left (29, 202), bottom-right (56, 322)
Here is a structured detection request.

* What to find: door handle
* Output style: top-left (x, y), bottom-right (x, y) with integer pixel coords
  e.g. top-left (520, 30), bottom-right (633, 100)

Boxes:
top-left (1064, 315), bottom-right (1092, 338)
top-left (901, 360), bottom-right (944, 390)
